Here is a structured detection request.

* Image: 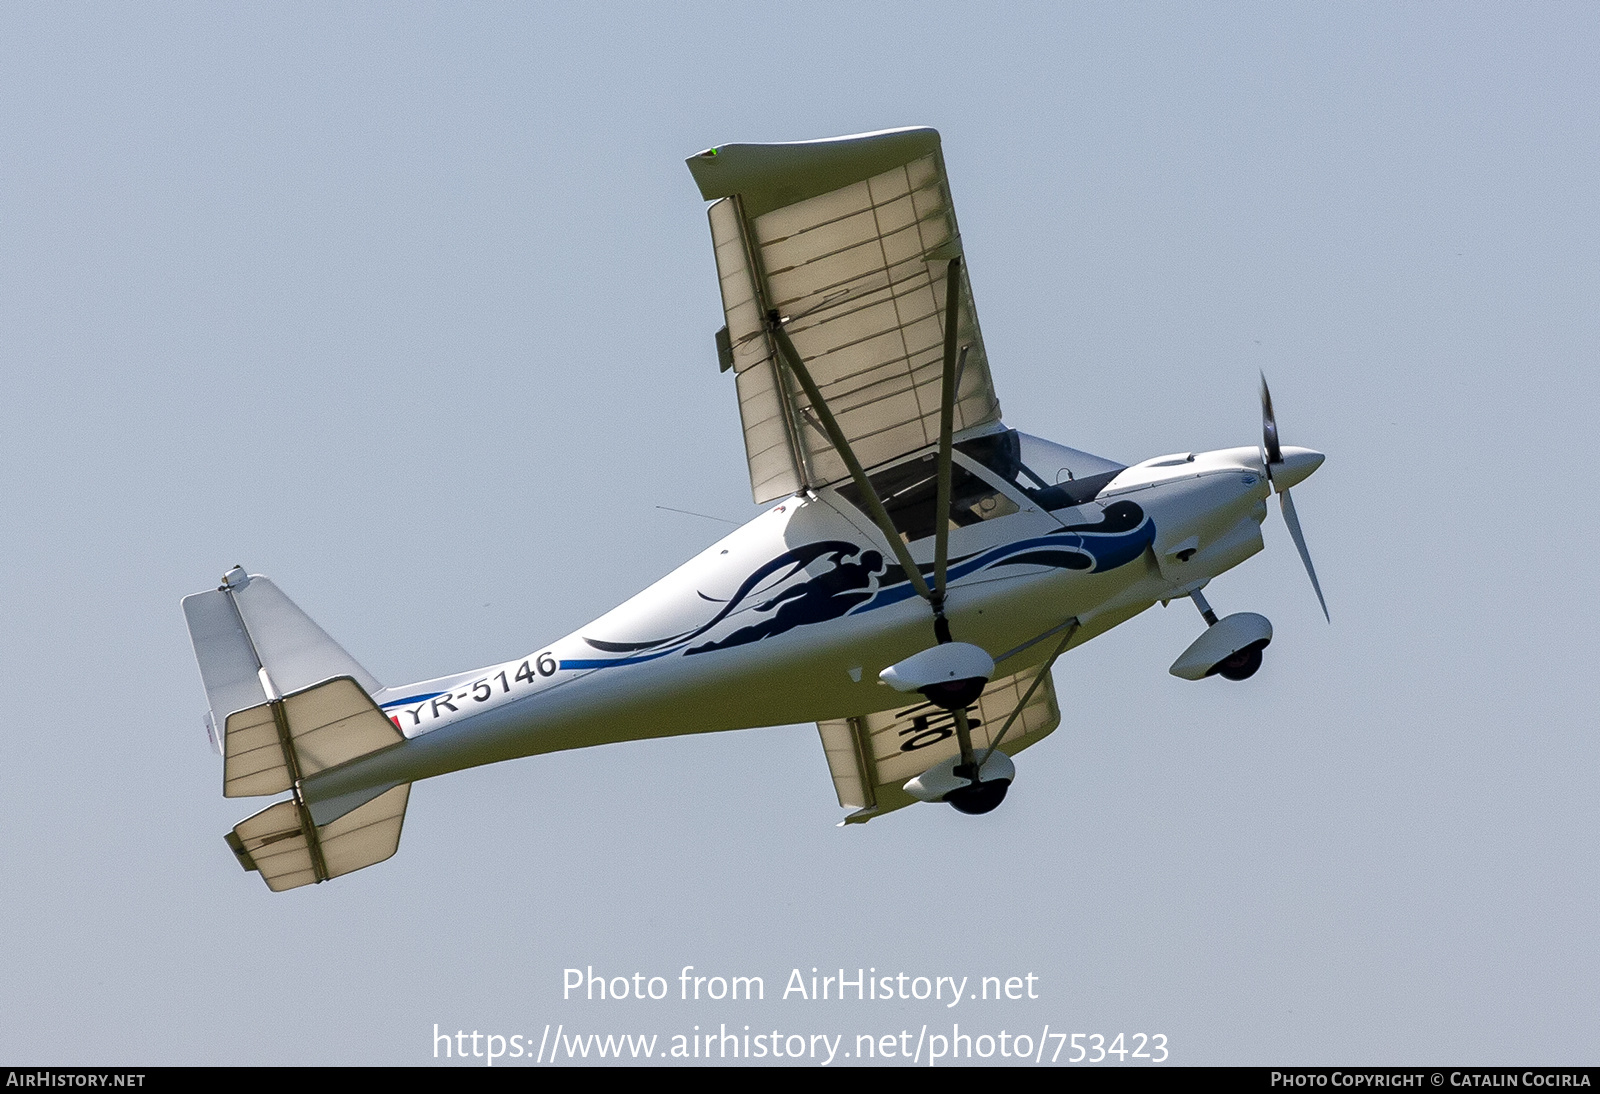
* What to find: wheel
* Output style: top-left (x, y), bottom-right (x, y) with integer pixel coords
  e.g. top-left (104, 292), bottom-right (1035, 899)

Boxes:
top-left (1214, 644), bottom-right (1263, 680)
top-left (919, 677), bottom-right (987, 711)
top-left (945, 779), bottom-right (1010, 815)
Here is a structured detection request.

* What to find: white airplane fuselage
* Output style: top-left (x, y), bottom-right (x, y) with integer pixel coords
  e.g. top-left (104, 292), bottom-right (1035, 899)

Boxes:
top-left (299, 436), bottom-right (1304, 813)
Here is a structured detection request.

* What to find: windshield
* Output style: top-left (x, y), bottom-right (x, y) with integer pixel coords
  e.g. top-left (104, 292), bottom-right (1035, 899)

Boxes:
top-left (836, 451), bottom-right (1019, 543)
top-left (957, 429), bottom-right (1125, 511)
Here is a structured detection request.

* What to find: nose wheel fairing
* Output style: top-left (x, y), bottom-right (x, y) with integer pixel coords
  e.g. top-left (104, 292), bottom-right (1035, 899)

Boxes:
top-left (1169, 608), bottom-right (1273, 681)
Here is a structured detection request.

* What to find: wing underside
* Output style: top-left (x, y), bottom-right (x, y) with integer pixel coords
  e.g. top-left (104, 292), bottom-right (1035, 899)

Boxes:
top-left (817, 665), bottom-right (1061, 824)
top-left (689, 128), bottom-right (1003, 503)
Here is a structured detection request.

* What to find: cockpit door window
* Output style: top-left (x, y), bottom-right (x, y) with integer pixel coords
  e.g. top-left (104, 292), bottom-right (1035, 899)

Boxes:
top-left (835, 451), bottom-right (1020, 544)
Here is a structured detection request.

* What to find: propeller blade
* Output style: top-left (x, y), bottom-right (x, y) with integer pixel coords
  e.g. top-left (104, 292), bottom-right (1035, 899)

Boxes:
top-left (1260, 372), bottom-right (1282, 470)
top-left (1278, 488), bottom-right (1329, 622)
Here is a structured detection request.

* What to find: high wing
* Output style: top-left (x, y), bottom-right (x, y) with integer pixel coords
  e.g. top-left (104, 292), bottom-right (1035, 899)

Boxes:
top-left (817, 666), bottom-right (1060, 824)
top-left (687, 127), bottom-right (1003, 504)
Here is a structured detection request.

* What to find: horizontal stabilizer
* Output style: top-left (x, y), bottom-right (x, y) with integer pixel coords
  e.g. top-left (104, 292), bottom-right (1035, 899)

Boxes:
top-left (817, 663), bottom-right (1061, 824)
top-left (226, 783), bottom-right (411, 892)
top-left (224, 675), bottom-right (403, 798)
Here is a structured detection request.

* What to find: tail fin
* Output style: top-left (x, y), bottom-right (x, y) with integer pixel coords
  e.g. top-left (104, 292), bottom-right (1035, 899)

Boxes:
top-left (183, 566), bottom-right (381, 730)
top-left (183, 567), bottom-right (411, 891)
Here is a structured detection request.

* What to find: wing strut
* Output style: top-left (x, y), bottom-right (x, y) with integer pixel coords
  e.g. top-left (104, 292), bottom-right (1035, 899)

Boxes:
top-left (769, 259), bottom-right (988, 779)
top-left (931, 256), bottom-right (964, 639)
top-left (928, 258), bottom-right (977, 773)
top-left (766, 315), bottom-right (933, 604)
top-left (763, 254), bottom-right (973, 629)
top-left (978, 620), bottom-right (1079, 768)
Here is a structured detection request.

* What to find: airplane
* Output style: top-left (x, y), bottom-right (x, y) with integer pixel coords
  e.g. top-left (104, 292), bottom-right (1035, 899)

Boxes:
top-left (182, 126), bottom-right (1328, 892)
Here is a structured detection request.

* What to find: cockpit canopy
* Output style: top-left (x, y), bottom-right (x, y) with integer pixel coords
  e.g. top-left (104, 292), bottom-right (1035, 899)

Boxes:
top-left (833, 428), bottom-right (1126, 545)
top-left (959, 429), bottom-right (1125, 511)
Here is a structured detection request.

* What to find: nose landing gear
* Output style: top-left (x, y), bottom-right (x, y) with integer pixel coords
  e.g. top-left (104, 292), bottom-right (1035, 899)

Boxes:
top-left (1213, 640), bottom-right (1266, 680)
top-left (1168, 589), bottom-right (1273, 682)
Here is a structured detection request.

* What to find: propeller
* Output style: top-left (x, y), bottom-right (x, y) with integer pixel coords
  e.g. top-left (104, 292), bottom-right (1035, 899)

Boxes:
top-left (1260, 373), bottom-right (1330, 623)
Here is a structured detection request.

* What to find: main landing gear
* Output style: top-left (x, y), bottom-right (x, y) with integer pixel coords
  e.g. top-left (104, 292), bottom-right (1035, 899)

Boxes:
top-left (946, 778), bottom-right (1011, 815)
top-left (882, 642), bottom-right (1012, 814)
top-left (887, 621), bottom-right (1081, 816)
